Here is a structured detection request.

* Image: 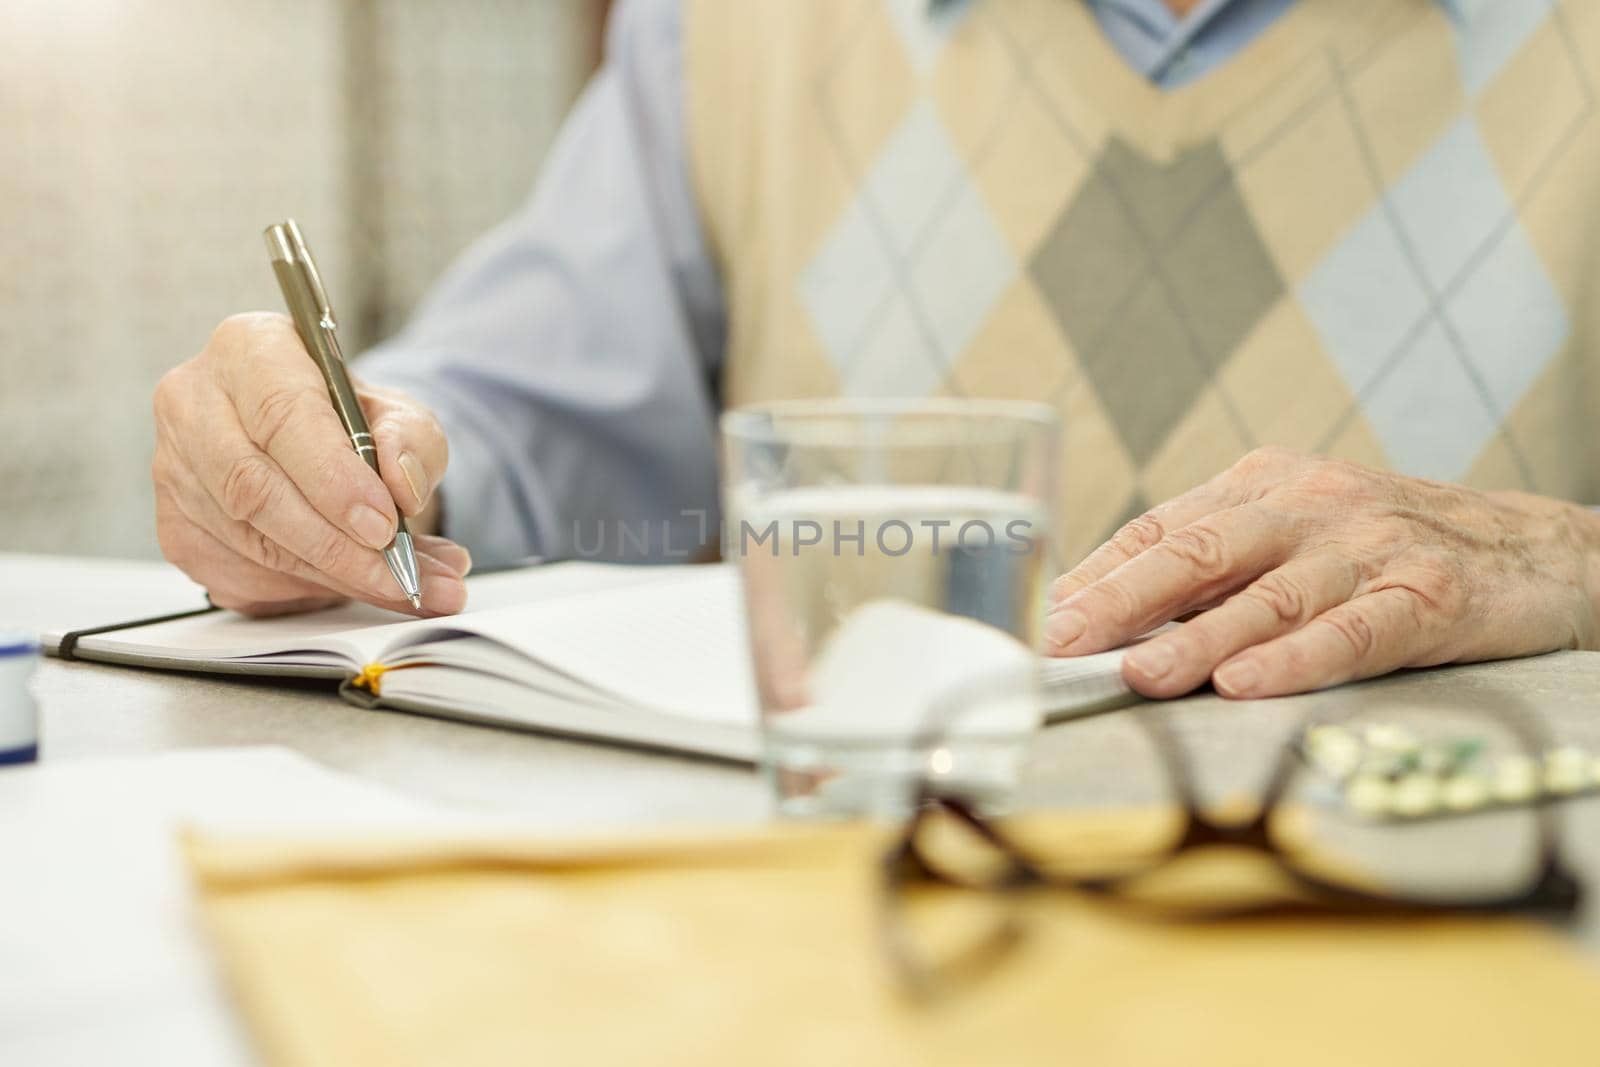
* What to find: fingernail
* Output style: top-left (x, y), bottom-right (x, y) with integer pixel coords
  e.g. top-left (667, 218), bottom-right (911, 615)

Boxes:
top-left (398, 451), bottom-right (428, 511)
top-left (1215, 659), bottom-right (1260, 696)
top-left (440, 544), bottom-right (473, 577)
top-left (1046, 609), bottom-right (1087, 651)
top-left (421, 574), bottom-right (468, 615)
top-left (349, 504), bottom-right (393, 550)
top-left (1127, 642), bottom-right (1176, 681)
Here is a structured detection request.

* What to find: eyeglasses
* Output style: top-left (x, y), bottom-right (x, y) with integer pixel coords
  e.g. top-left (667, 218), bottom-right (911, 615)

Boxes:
top-left (879, 698), bottom-right (1586, 998)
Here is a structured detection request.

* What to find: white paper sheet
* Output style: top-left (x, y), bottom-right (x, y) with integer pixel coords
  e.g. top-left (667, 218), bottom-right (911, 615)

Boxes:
top-left (0, 747), bottom-right (449, 1067)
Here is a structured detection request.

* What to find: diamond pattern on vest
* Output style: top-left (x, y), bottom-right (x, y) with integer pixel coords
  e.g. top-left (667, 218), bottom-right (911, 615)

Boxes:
top-left (1030, 137), bottom-right (1284, 464)
top-left (801, 98), bottom-right (1016, 398)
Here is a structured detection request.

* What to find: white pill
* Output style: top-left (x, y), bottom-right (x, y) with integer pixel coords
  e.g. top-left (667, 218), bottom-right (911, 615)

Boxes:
top-left (1544, 751), bottom-right (1590, 795)
top-left (1442, 774), bottom-right (1490, 812)
top-left (1306, 726), bottom-right (1362, 779)
top-left (1545, 746), bottom-right (1588, 774)
top-left (1364, 723), bottom-right (1418, 754)
top-left (1346, 776), bottom-right (1393, 818)
top-left (1392, 775), bottom-right (1442, 818)
top-left (1493, 756), bottom-right (1539, 804)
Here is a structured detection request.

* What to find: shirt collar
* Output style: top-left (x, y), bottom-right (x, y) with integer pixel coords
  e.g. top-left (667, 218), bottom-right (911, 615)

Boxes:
top-left (929, 0), bottom-right (1470, 24)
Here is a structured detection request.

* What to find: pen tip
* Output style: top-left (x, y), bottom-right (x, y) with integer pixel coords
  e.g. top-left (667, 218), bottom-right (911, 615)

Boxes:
top-left (408, 593), bottom-right (422, 611)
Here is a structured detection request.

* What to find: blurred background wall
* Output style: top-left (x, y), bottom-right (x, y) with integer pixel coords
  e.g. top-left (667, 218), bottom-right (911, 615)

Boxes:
top-left (0, 0), bottom-right (607, 558)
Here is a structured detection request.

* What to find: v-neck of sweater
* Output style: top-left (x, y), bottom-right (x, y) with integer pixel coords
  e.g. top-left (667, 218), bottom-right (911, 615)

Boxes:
top-left (1044, 0), bottom-right (1415, 160)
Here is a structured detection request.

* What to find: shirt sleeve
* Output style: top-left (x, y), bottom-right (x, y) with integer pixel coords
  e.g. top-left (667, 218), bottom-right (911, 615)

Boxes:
top-left (358, 0), bottom-right (727, 567)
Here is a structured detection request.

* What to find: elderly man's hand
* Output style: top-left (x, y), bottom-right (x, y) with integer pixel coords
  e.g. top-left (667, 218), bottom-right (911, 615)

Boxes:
top-left (1046, 447), bottom-right (1600, 700)
top-left (152, 313), bottom-right (469, 617)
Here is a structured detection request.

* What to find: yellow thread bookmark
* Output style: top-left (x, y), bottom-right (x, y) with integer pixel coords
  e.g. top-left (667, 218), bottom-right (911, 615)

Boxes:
top-left (350, 662), bottom-right (389, 696)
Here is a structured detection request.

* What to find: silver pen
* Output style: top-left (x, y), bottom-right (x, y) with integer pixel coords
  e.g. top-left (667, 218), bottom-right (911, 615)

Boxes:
top-left (264, 219), bottom-right (423, 610)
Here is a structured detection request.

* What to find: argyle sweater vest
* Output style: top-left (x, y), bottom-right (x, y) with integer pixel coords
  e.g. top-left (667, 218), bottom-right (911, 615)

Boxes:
top-left (686, 0), bottom-right (1600, 563)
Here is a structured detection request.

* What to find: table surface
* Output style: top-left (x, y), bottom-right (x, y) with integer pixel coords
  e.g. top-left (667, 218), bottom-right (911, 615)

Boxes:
top-left (5, 552), bottom-right (1600, 1062)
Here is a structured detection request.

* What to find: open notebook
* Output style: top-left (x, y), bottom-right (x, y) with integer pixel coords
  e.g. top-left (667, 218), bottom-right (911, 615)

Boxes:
top-left (45, 563), bottom-right (1135, 762)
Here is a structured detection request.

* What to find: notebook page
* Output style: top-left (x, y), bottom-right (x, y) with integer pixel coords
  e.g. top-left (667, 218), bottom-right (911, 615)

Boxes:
top-left (409, 566), bottom-right (757, 726)
top-left (69, 562), bottom-right (687, 668)
top-left (401, 564), bottom-right (1136, 727)
top-left (74, 603), bottom-right (400, 668)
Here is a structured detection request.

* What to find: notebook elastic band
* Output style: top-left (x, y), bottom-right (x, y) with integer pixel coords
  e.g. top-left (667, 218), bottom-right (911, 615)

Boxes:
top-left (56, 603), bottom-right (220, 661)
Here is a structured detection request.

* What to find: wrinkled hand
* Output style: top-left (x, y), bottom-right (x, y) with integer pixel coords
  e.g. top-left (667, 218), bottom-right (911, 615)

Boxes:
top-left (1046, 448), bottom-right (1600, 700)
top-left (152, 313), bottom-right (470, 617)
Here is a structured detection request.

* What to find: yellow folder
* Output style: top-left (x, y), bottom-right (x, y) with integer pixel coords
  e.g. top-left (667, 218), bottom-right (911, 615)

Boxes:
top-left (185, 817), bottom-right (1600, 1067)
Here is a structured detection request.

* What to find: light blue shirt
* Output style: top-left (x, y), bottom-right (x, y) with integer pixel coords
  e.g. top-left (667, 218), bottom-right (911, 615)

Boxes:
top-left (362, 0), bottom-right (1451, 564)
top-left (1090, 0), bottom-right (1293, 88)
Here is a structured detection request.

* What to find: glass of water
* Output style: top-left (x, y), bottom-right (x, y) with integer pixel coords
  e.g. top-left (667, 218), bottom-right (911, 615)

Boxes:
top-left (721, 400), bottom-right (1060, 819)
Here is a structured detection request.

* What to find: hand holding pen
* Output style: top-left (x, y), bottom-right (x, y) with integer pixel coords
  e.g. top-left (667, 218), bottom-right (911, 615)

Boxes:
top-left (149, 223), bottom-right (471, 617)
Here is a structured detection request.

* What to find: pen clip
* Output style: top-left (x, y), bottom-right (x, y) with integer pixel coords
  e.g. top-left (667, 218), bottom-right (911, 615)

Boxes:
top-left (283, 219), bottom-right (337, 331)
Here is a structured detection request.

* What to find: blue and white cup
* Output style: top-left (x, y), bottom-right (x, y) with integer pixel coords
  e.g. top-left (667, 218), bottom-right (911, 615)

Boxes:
top-left (0, 632), bottom-right (40, 766)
